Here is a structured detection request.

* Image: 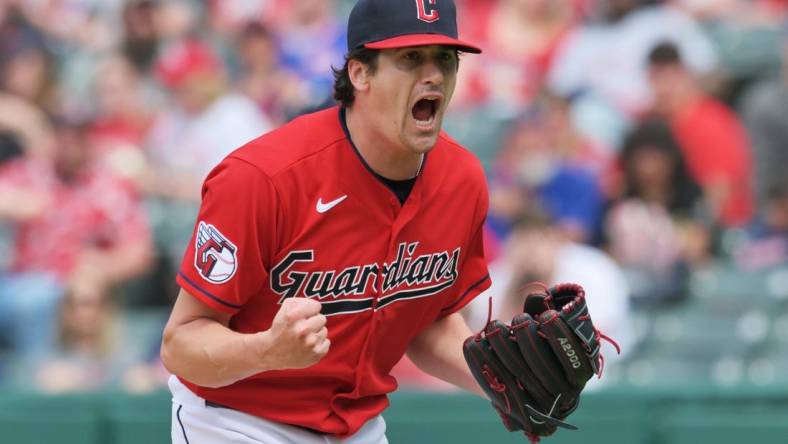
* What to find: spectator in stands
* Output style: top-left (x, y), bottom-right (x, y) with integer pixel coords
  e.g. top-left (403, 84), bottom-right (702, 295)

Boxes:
top-left (34, 286), bottom-right (159, 393)
top-left (145, 38), bottom-right (271, 282)
top-left (464, 205), bottom-right (633, 382)
top-left (147, 38), bottom-right (271, 201)
top-left (274, 0), bottom-right (346, 113)
top-left (236, 22), bottom-right (309, 125)
top-left (553, 0), bottom-right (720, 115)
top-left (547, 0), bottom-right (718, 149)
top-left (8, 119), bottom-right (153, 296)
top-left (0, 40), bottom-right (58, 113)
top-left (453, 0), bottom-right (577, 111)
top-left (0, 98), bottom-right (60, 364)
top-left (605, 119), bottom-right (711, 303)
top-left (488, 94), bottom-right (605, 244)
top-left (0, 131), bottom-right (59, 372)
top-left (1, 119), bottom-right (153, 368)
top-left (742, 22), bottom-right (788, 208)
top-left (647, 41), bottom-right (754, 227)
top-left (88, 54), bottom-right (155, 183)
top-left (122, 0), bottom-right (162, 72)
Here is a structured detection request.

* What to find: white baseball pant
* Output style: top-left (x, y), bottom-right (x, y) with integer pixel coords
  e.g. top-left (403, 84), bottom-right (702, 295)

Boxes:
top-left (169, 375), bottom-right (388, 444)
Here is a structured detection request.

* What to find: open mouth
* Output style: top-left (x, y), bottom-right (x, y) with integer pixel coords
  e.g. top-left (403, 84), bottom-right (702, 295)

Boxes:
top-left (411, 97), bottom-right (440, 128)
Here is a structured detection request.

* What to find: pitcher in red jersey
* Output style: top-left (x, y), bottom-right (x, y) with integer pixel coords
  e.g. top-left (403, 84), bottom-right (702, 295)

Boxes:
top-left (160, 1), bottom-right (489, 442)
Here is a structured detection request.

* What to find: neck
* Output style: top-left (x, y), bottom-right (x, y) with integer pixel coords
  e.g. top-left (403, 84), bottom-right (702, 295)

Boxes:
top-left (345, 106), bottom-right (424, 180)
top-left (641, 186), bottom-right (670, 206)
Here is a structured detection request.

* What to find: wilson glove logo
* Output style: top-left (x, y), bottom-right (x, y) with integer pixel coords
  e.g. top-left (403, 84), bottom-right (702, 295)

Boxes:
top-left (558, 337), bottom-right (582, 369)
top-left (194, 221), bottom-right (238, 284)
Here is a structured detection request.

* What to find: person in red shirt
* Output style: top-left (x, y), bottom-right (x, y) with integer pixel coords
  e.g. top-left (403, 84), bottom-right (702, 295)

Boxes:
top-left (453, 0), bottom-right (576, 109)
top-left (647, 40), bottom-right (754, 227)
top-left (0, 121), bottom-right (152, 366)
top-left (160, 1), bottom-right (490, 442)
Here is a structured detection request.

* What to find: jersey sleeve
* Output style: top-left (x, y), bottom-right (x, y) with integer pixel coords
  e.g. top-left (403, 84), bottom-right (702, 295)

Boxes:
top-left (439, 182), bottom-right (491, 318)
top-left (176, 156), bottom-right (278, 314)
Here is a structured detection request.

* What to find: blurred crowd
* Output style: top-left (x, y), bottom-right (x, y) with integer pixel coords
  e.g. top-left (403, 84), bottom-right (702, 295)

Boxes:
top-left (0, 0), bottom-right (786, 394)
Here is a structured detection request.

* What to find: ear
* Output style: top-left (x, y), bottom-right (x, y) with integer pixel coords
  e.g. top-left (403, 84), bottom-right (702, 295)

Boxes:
top-left (348, 59), bottom-right (371, 93)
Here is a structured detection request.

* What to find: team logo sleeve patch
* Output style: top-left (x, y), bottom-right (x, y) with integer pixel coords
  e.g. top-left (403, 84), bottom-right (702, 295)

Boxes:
top-left (194, 221), bottom-right (239, 284)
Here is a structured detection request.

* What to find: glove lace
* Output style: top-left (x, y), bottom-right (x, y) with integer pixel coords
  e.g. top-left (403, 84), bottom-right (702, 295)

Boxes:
top-left (481, 365), bottom-right (511, 413)
top-left (578, 314), bottom-right (621, 378)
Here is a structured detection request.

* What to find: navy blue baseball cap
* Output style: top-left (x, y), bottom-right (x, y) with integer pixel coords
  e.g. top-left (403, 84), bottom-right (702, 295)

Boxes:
top-left (347, 0), bottom-right (482, 54)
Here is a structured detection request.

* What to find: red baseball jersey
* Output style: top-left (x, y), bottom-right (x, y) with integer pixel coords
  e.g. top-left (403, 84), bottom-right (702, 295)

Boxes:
top-left (176, 106), bottom-right (490, 437)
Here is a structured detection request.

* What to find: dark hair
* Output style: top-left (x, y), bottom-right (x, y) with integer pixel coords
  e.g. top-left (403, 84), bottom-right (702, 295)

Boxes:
top-left (0, 131), bottom-right (24, 166)
top-left (620, 118), bottom-right (701, 215)
top-left (648, 41), bottom-right (683, 67)
top-left (511, 202), bottom-right (555, 232)
top-left (332, 47), bottom-right (380, 108)
top-left (240, 21), bottom-right (273, 41)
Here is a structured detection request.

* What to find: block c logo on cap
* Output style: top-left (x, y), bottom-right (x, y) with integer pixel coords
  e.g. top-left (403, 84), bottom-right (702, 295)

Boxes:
top-left (416, 0), bottom-right (439, 23)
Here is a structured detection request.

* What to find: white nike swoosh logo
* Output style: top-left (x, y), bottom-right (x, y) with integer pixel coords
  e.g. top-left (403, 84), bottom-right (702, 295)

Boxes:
top-left (316, 195), bottom-right (347, 213)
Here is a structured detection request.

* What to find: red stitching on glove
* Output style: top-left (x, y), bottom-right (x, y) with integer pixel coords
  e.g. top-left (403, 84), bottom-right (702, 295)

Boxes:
top-left (482, 365), bottom-right (511, 413)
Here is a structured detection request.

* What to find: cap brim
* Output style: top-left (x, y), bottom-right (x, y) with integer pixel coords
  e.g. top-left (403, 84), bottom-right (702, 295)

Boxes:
top-left (364, 33), bottom-right (482, 54)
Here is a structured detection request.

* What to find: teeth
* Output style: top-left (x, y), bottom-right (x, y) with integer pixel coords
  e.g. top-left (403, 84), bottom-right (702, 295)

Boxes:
top-left (415, 114), bottom-right (435, 126)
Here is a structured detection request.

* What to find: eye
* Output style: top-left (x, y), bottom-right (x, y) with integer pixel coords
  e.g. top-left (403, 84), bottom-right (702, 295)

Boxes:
top-left (401, 50), bottom-right (423, 62)
top-left (438, 51), bottom-right (457, 67)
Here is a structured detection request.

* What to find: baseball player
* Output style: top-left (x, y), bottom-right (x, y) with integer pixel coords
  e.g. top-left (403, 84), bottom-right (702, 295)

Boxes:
top-left (160, 0), bottom-right (490, 443)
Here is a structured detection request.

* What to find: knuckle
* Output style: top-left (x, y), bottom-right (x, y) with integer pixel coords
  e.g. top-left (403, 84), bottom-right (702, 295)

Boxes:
top-left (306, 299), bottom-right (322, 314)
top-left (295, 325), bottom-right (309, 338)
top-left (304, 334), bottom-right (317, 347)
top-left (291, 319), bottom-right (306, 335)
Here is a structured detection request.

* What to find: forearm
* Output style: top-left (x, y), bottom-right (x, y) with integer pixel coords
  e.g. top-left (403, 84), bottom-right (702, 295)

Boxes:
top-left (100, 243), bottom-right (153, 284)
top-left (406, 312), bottom-right (486, 397)
top-left (70, 242), bottom-right (153, 295)
top-left (161, 317), bottom-right (273, 388)
top-left (161, 291), bottom-right (328, 388)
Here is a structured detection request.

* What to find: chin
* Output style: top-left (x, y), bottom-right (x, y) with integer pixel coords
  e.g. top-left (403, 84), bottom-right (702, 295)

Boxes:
top-left (403, 121), bottom-right (443, 153)
top-left (405, 132), bottom-right (440, 154)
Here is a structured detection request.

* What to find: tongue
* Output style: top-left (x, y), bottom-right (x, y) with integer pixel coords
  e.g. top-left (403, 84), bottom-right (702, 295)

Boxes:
top-left (412, 100), bottom-right (433, 121)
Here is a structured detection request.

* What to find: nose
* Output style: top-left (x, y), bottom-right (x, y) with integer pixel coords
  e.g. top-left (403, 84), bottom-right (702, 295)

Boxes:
top-left (420, 56), bottom-right (444, 86)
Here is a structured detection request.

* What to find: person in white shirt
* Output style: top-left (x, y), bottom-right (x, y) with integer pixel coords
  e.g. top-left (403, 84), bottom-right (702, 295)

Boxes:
top-left (464, 206), bottom-right (634, 387)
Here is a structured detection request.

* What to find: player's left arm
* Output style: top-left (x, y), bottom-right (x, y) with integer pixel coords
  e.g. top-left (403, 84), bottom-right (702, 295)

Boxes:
top-left (406, 312), bottom-right (486, 397)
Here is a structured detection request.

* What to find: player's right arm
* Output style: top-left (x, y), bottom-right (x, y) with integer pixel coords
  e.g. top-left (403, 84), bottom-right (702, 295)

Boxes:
top-left (160, 289), bottom-right (330, 388)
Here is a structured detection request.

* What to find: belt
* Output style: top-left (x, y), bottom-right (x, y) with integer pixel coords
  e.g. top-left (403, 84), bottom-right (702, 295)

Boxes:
top-left (205, 400), bottom-right (234, 409)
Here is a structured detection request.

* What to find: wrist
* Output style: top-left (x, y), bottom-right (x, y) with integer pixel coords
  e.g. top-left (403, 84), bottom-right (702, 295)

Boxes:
top-left (244, 331), bottom-right (276, 373)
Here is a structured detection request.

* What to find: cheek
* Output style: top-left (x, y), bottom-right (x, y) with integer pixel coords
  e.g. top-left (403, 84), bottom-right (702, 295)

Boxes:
top-left (375, 83), bottom-right (408, 121)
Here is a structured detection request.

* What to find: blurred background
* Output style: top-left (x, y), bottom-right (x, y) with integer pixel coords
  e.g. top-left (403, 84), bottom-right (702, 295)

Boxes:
top-left (0, 0), bottom-right (787, 442)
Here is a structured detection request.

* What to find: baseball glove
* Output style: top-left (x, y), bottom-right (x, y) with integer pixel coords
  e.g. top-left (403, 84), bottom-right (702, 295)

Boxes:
top-left (462, 283), bottom-right (619, 443)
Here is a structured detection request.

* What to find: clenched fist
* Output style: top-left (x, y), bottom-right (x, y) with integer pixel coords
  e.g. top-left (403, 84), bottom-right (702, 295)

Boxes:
top-left (253, 297), bottom-right (330, 371)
